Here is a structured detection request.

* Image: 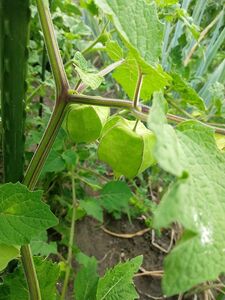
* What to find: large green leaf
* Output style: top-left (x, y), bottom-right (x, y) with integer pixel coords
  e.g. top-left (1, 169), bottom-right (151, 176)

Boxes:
top-left (148, 93), bottom-right (225, 295)
top-left (0, 245), bottom-right (20, 271)
top-left (95, 0), bottom-right (169, 99)
top-left (96, 256), bottom-right (142, 300)
top-left (113, 54), bottom-right (170, 100)
top-left (95, 0), bottom-right (163, 64)
top-left (0, 183), bottom-right (58, 245)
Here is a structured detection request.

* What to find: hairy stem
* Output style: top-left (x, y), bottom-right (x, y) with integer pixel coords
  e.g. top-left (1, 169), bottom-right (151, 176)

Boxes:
top-left (60, 171), bottom-right (77, 300)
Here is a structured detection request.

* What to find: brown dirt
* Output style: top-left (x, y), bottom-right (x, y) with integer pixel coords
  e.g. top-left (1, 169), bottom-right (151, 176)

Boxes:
top-left (76, 216), bottom-right (177, 300)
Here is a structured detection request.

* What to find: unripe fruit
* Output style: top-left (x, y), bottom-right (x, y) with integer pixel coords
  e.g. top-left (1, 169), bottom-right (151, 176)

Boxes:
top-left (65, 104), bottom-right (109, 143)
top-left (98, 116), bottom-right (156, 178)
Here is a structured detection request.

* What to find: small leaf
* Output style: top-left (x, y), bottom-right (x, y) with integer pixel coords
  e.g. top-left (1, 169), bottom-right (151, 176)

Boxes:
top-left (80, 200), bottom-right (103, 223)
top-left (0, 183), bottom-right (58, 245)
top-left (75, 254), bottom-right (99, 300)
top-left (171, 72), bottom-right (206, 111)
top-left (96, 256), bottom-right (143, 300)
top-left (100, 181), bottom-right (132, 218)
top-left (41, 149), bottom-right (65, 175)
top-left (76, 67), bottom-right (104, 90)
top-left (30, 231), bottom-right (57, 256)
top-left (0, 244), bottom-right (20, 271)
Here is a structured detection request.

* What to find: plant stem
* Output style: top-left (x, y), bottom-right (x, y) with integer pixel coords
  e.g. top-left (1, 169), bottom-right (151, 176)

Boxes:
top-left (23, 101), bottom-right (68, 189)
top-left (36, 0), bottom-right (69, 98)
top-left (60, 171), bottom-right (77, 300)
top-left (133, 69), bottom-right (143, 108)
top-left (133, 68), bottom-right (143, 131)
top-left (68, 92), bottom-right (225, 135)
top-left (21, 245), bottom-right (42, 300)
top-left (81, 21), bottom-right (109, 56)
top-left (39, 45), bottom-right (47, 118)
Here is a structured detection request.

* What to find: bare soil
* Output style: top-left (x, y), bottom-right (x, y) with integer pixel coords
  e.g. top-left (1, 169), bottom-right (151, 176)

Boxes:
top-left (76, 216), bottom-right (176, 300)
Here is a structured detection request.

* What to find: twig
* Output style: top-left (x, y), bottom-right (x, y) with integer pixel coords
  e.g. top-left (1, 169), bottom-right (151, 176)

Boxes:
top-left (135, 266), bottom-right (163, 278)
top-left (101, 226), bottom-right (150, 238)
top-left (151, 229), bottom-right (175, 253)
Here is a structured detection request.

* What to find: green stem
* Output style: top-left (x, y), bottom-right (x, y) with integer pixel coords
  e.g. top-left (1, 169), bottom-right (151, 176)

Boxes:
top-left (133, 68), bottom-right (143, 131)
top-left (21, 245), bottom-right (42, 300)
top-left (81, 21), bottom-right (109, 56)
top-left (36, 0), bottom-right (69, 98)
top-left (23, 101), bottom-right (68, 189)
top-left (68, 92), bottom-right (225, 135)
top-left (60, 171), bottom-right (77, 300)
top-left (133, 69), bottom-right (143, 108)
top-left (39, 45), bottom-right (47, 118)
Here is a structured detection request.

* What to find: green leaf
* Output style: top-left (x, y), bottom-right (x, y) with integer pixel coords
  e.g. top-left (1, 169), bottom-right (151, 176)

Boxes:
top-left (148, 92), bottom-right (184, 177)
top-left (100, 181), bottom-right (132, 218)
top-left (171, 72), bottom-right (206, 111)
top-left (96, 256), bottom-right (143, 300)
top-left (0, 183), bottom-right (58, 245)
top-left (148, 95), bottom-right (225, 295)
top-left (35, 258), bottom-right (60, 300)
top-left (30, 231), bottom-right (57, 256)
top-left (105, 41), bottom-right (123, 61)
top-left (96, 0), bottom-right (170, 99)
top-left (80, 200), bottom-right (103, 223)
top-left (41, 149), bottom-right (65, 175)
top-left (113, 54), bottom-right (170, 100)
top-left (0, 258), bottom-right (60, 300)
top-left (94, 0), bottom-right (163, 65)
top-left (62, 149), bottom-right (78, 168)
top-left (73, 52), bottom-right (104, 90)
top-left (76, 67), bottom-right (104, 90)
top-left (155, 0), bottom-right (178, 7)
top-left (0, 244), bottom-right (20, 271)
top-left (75, 254), bottom-right (99, 300)
top-left (98, 116), bottom-right (156, 178)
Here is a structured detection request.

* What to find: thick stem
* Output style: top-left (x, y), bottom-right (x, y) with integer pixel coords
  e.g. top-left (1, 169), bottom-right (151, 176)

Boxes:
top-left (24, 101), bottom-right (68, 189)
top-left (36, 0), bottom-right (69, 98)
top-left (39, 45), bottom-right (47, 118)
top-left (21, 245), bottom-right (42, 300)
top-left (60, 171), bottom-right (77, 300)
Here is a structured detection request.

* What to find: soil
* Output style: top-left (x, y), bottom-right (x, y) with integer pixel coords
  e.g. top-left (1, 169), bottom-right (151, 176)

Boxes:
top-left (75, 216), bottom-right (177, 300)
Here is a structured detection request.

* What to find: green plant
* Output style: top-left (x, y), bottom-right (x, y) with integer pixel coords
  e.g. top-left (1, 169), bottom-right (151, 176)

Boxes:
top-left (0, 0), bottom-right (225, 299)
